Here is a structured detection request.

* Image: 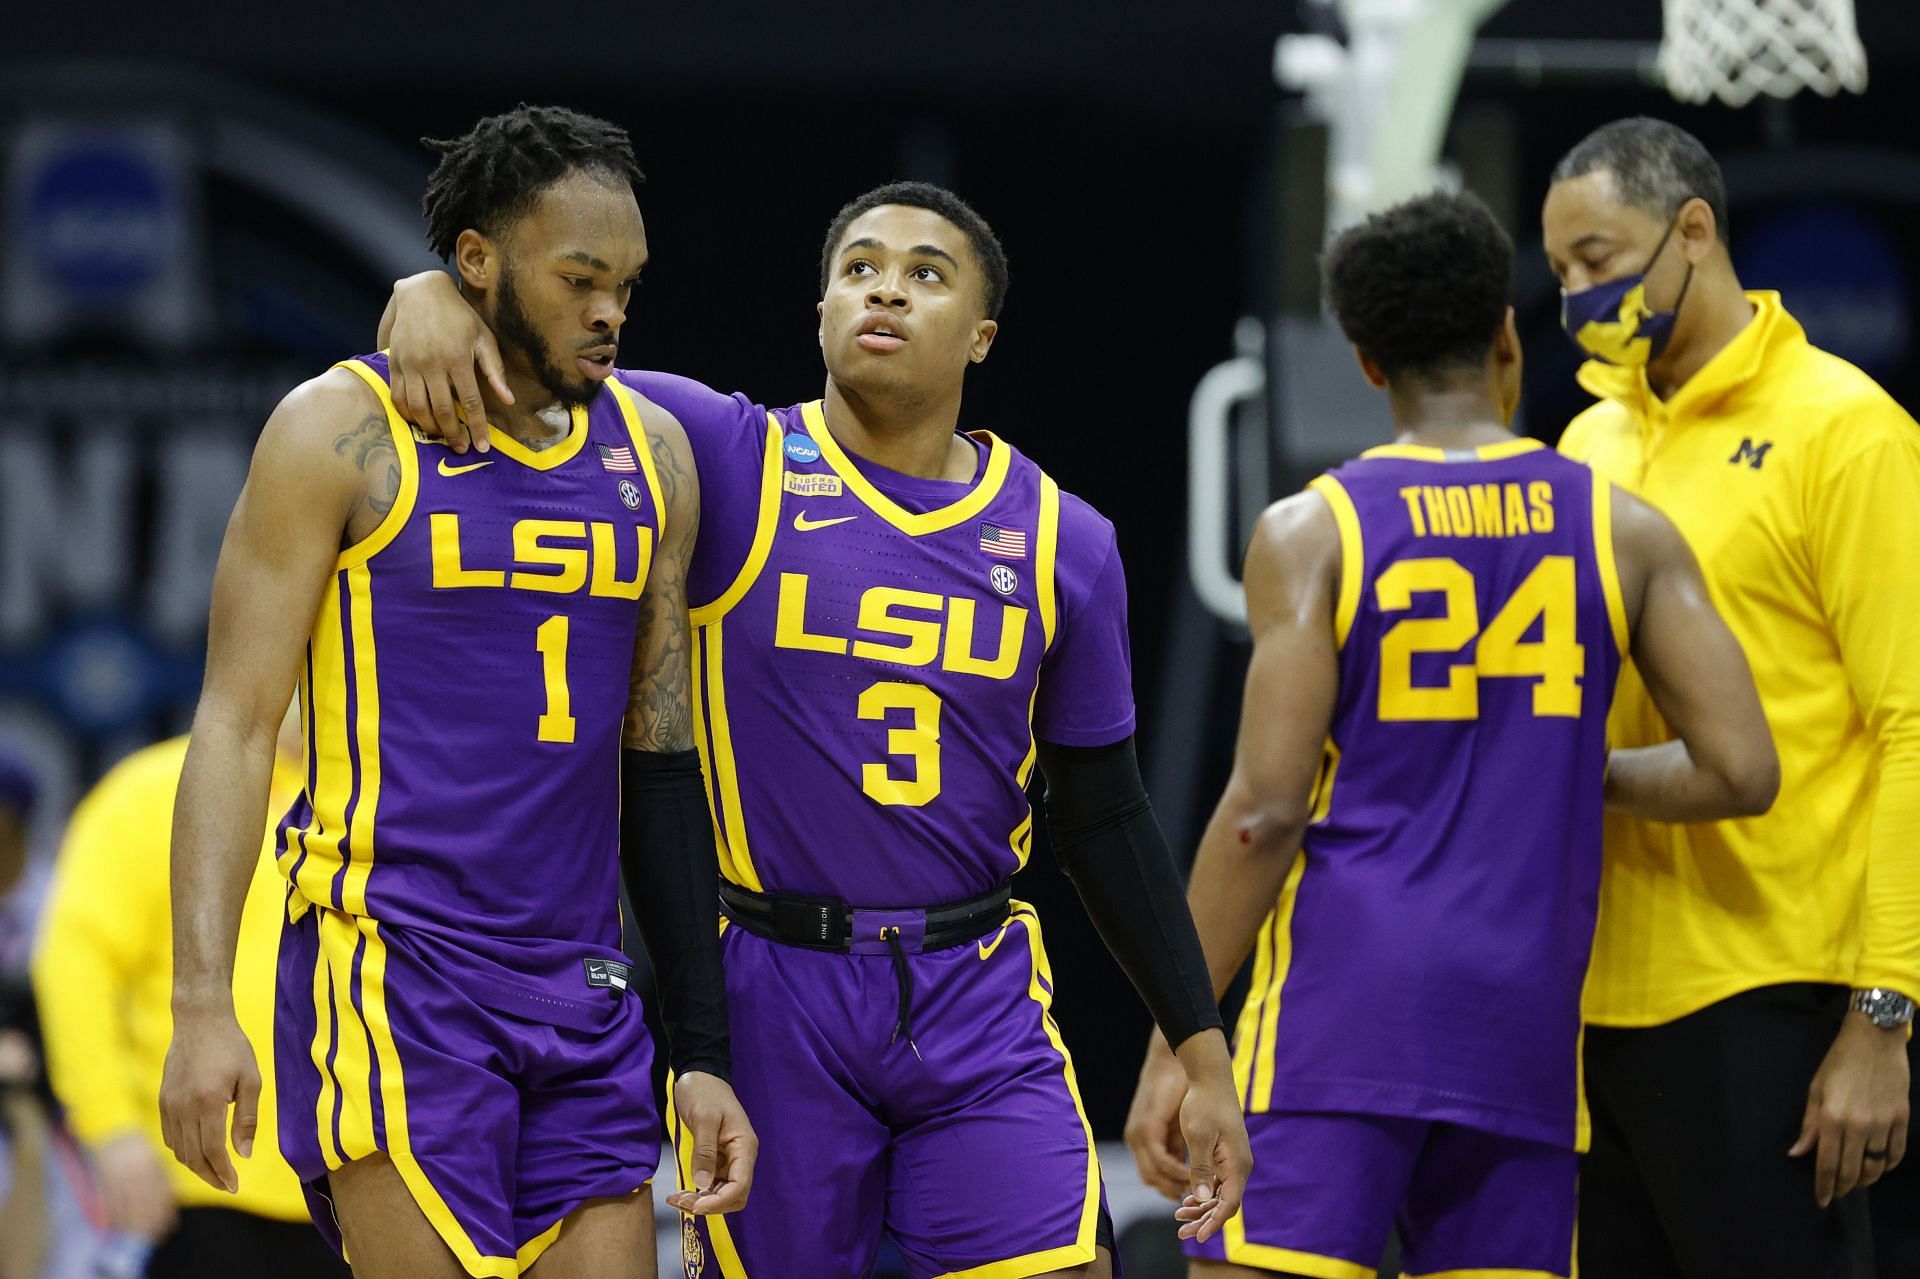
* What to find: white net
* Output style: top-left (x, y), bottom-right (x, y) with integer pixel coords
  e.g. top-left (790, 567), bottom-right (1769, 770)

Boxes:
top-left (1660, 0), bottom-right (1868, 107)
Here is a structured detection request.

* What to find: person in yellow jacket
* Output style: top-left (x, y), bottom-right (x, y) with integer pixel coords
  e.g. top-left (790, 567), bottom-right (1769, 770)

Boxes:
top-left (34, 711), bottom-right (347, 1278)
top-left (1547, 117), bottom-right (1920, 1279)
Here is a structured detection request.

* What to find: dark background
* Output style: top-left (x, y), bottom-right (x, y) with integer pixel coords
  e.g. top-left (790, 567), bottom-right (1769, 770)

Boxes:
top-left (5, 0), bottom-right (1918, 1138)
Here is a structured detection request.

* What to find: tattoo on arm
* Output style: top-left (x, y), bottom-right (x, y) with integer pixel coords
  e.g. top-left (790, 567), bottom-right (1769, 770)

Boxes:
top-left (333, 409), bottom-right (401, 520)
top-left (624, 421), bottom-right (698, 753)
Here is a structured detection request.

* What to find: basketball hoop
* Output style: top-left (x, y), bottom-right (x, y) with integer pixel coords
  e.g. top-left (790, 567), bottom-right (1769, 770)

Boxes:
top-left (1660, 0), bottom-right (1868, 107)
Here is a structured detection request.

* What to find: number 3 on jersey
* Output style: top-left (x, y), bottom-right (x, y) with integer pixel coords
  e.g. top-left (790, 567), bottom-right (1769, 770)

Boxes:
top-left (1376, 555), bottom-right (1584, 721)
top-left (859, 681), bottom-right (942, 806)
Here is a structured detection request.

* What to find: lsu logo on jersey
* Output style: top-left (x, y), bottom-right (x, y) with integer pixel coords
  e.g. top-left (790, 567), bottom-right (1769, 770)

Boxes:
top-left (772, 571), bottom-right (1027, 680)
top-left (680, 1215), bottom-right (704, 1279)
top-left (428, 513), bottom-right (653, 599)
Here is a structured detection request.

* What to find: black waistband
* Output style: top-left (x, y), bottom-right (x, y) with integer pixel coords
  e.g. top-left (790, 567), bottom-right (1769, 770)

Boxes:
top-left (717, 880), bottom-right (1013, 953)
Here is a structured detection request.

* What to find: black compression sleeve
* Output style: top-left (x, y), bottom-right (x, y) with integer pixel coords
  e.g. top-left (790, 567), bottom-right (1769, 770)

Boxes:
top-left (621, 748), bottom-right (731, 1081)
top-left (1036, 735), bottom-right (1224, 1048)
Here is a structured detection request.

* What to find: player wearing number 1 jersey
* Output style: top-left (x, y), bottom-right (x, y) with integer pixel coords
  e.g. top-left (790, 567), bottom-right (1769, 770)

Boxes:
top-left (1125, 192), bottom-right (1778, 1279)
top-left (160, 108), bottom-right (752, 1279)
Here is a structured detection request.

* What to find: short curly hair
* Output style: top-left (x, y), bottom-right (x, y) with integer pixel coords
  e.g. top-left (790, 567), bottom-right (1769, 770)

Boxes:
top-left (1322, 190), bottom-right (1513, 385)
top-left (819, 181), bottom-right (1010, 319)
top-left (420, 104), bottom-right (645, 261)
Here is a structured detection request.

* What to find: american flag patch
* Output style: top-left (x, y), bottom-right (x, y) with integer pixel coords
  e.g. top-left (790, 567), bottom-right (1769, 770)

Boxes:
top-left (597, 443), bottom-right (638, 473)
top-left (978, 522), bottom-right (1028, 559)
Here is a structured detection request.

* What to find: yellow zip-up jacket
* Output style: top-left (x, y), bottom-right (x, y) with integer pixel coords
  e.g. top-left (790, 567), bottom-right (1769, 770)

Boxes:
top-left (1560, 292), bottom-right (1920, 1026)
top-left (32, 736), bottom-right (309, 1219)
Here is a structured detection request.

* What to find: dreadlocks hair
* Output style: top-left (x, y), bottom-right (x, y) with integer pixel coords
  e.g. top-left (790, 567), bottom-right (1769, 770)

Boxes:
top-left (420, 104), bottom-right (645, 261)
top-left (819, 181), bottom-right (1010, 319)
top-left (1322, 189), bottom-right (1515, 387)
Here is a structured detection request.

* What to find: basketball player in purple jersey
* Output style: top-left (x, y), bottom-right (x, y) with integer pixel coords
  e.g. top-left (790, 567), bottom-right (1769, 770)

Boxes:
top-left (1124, 191), bottom-right (1779, 1278)
top-left (158, 107), bottom-right (754, 1279)
top-left (379, 180), bottom-right (1252, 1277)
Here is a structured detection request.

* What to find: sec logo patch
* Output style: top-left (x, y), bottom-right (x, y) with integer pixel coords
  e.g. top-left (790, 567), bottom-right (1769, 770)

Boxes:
top-left (990, 564), bottom-right (1019, 596)
top-left (617, 479), bottom-right (643, 510)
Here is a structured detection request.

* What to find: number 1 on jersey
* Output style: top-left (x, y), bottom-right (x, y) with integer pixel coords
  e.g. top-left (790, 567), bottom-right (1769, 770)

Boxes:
top-left (535, 614), bottom-right (576, 744)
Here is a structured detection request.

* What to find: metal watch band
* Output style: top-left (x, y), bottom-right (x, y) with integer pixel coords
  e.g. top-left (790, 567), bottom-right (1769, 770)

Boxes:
top-left (1851, 987), bottom-right (1918, 1029)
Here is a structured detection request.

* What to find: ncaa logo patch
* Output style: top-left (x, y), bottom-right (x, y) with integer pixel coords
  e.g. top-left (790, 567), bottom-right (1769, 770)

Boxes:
top-left (783, 432), bottom-right (822, 465)
top-left (990, 564), bottom-right (1019, 596)
top-left (617, 478), bottom-right (643, 510)
top-left (680, 1214), bottom-right (705, 1279)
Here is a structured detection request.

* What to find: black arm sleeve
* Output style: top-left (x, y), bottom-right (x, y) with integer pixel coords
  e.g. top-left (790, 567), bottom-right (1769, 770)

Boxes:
top-left (621, 748), bottom-right (731, 1081)
top-left (1035, 735), bottom-right (1224, 1048)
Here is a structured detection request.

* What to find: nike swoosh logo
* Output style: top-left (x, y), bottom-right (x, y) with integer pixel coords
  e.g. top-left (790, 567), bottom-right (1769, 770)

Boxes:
top-left (793, 511), bottom-right (856, 532)
top-left (978, 923), bottom-right (1014, 962)
top-left (438, 458), bottom-right (495, 477)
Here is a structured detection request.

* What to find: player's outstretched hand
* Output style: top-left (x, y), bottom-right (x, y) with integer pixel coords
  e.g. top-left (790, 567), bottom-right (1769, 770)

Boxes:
top-left (157, 1008), bottom-right (261, 1195)
top-left (1789, 1012), bottom-right (1910, 1206)
top-left (666, 1071), bottom-right (758, 1215)
top-left (1170, 1030), bottom-right (1251, 1244)
top-left (1124, 1032), bottom-right (1191, 1201)
top-left (378, 270), bottom-right (508, 454)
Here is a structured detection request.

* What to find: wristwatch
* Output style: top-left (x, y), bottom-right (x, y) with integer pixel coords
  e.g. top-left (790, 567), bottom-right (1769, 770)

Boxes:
top-left (1850, 987), bottom-right (1917, 1031)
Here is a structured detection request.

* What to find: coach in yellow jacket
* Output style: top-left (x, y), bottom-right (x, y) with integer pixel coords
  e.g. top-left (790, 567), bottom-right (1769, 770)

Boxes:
top-left (33, 715), bottom-right (346, 1277)
top-left (1548, 117), bottom-right (1920, 1279)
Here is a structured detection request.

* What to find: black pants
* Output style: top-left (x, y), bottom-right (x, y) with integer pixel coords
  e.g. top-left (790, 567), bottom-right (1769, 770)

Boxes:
top-left (146, 1206), bottom-right (350, 1279)
top-left (1868, 1028), bottom-right (1920, 1277)
top-left (1580, 983), bottom-right (1866, 1279)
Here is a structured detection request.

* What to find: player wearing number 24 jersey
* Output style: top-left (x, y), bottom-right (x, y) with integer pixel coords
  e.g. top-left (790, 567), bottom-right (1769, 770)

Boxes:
top-left (1127, 191), bottom-right (1777, 1279)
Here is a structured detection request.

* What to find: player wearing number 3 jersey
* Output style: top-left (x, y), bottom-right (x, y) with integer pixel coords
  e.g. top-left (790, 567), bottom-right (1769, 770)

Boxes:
top-left (1125, 191), bottom-right (1779, 1279)
top-left (382, 179), bottom-right (1251, 1278)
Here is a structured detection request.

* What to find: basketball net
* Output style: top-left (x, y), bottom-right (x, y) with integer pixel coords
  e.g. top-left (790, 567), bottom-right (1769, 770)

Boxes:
top-left (1660, 0), bottom-right (1868, 107)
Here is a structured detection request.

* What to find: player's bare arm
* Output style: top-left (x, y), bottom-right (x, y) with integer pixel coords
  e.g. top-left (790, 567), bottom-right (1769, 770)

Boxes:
top-left (377, 270), bottom-right (506, 447)
top-left (1124, 490), bottom-right (1338, 1212)
top-left (1604, 484), bottom-right (1779, 821)
top-left (160, 369), bottom-right (389, 1194)
top-left (617, 404), bottom-right (758, 1217)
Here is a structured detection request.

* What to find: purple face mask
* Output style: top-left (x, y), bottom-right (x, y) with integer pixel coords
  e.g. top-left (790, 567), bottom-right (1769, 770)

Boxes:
top-left (1560, 215), bottom-right (1692, 366)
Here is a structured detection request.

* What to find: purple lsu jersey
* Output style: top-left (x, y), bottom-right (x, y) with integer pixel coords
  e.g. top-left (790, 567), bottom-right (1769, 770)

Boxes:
top-left (619, 375), bottom-right (1136, 908)
top-left (1237, 439), bottom-right (1626, 1150)
top-left (278, 353), bottom-right (665, 1031)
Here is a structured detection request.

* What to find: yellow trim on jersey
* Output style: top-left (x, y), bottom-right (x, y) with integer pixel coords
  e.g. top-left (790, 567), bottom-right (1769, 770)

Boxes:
top-left (357, 918), bottom-right (519, 1278)
top-left (338, 565), bottom-right (381, 916)
top-left (334, 359), bottom-right (421, 570)
top-left (1036, 474), bottom-right (1061, 650)
top-left (513, 1217), bottom-right (568, 1272)
top-left (933, 904), bottom-right (1100, 1279)
top-left (1405, 1270), bottom-right (1568, 1279)
top-left (688, 628), bottom-right (732, 881)
top-left (607, 379), bottom-right (668, 545)
top-left (1572, 1022), bottom-right (1590, 1155)
top-left (701, 618), bottom-right (764, 892)
top-left (691, 415), bottom-right (785, 627)
top-left (289, 583), bottom-right (354, 913)
top-left (1220, 1231), bottom-right (1378, 1279)
top-left (800, 399), bottom-right (1011, 536)
top-left (308, 937), bottom-right (343, 1165)
top-left (320, 909), bottom-right (378, 1164)
top-left (1589, 470), bottom-right (1629, 659)
top-left (1359, 438), bottom-right (1545, 464)
top-left (484, 403), bottom-right (589, 471)
top-left (666, 1071), bottom-right (751, 1279)
top-left (1308, 476), bottom-right (1364, 649)
top-left (1229, 910), bottom-right (1274, 1109)
top-left (1001, 473), bottom-right (1063, 870)
top-left (1251, 851), bottom-right (1307, 1113)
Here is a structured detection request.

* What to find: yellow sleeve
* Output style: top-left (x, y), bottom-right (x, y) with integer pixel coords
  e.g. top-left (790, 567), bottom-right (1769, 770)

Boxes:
top-left (31, 750), bottom-right (177, 1146)
top-left (1808, 412), bottom-right (1920, 1001)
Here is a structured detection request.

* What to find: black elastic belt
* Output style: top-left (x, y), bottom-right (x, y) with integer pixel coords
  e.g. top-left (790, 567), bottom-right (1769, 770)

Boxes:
top-left (717, 880), bottom-right (1013, 952)
top-left (717, 881), bottom-right (1015, 1055)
